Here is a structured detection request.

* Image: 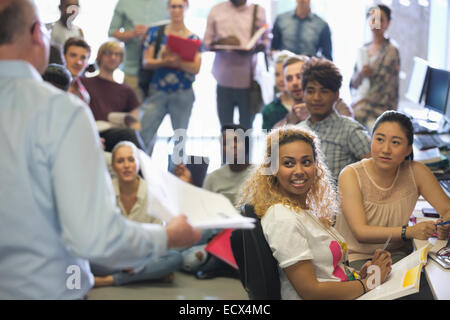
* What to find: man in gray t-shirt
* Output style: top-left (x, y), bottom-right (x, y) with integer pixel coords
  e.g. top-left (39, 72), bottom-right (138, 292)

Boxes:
top-left (203, 124), bottom-right (253, 206)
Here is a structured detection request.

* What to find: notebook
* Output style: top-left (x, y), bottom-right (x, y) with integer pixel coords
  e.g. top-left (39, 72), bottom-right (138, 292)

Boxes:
top-left (358, 244), bottom-right (432, 300)
top-left (166, 34), bottom-right (201, 62)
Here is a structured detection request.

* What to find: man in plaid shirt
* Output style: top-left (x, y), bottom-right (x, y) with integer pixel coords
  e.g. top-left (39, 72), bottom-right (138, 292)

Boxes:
top-left (297, 58), bottom-right (370, 181)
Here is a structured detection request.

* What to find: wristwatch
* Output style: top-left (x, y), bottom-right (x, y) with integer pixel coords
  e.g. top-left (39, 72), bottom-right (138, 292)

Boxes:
top-left (401, 225), bottom-right (408, 241)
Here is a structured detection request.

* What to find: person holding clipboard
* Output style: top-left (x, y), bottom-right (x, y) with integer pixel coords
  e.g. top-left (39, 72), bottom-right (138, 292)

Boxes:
top-left (140, 0), bottom-right (202, 155)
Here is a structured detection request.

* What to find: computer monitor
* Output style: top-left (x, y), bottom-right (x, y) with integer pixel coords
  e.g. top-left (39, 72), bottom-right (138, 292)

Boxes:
top-left (424, 67), bottom-right (450, 115)
top-left (405, 57), bottom-right (430, 104)
top-left (440, 82), bottom-right (450, 133)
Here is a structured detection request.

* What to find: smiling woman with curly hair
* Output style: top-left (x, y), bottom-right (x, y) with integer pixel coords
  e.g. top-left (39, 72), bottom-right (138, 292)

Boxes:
top-left (237, 126), bottom-right (392, 300)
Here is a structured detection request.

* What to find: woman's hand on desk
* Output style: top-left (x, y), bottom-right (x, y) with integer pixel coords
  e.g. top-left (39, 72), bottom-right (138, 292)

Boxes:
top-left (436, 219), bottom-right (450, 240)
top-left (407, 221), bottom-right (437, 240)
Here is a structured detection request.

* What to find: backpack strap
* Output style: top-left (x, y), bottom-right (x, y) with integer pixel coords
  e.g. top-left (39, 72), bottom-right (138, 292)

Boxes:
top-left (153, 24), bottom-right (167, 58)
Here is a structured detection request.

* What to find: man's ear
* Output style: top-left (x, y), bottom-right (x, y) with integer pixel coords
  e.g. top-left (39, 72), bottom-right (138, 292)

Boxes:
top-left (30, 21), bottom-right (44, 46)
top-left (334, 90), bottom-right (340, 102)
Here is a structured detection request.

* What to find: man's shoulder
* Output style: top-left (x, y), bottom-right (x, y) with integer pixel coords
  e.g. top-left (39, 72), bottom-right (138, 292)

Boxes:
top-left (333, 113), bottom-right (365, 129)
top-left (82, 76), bottom-right (130, 91)
top-left (210, 1), bottom-right (229, 13)
top-left (32, 79), bottom-right (82, 107)
top-left (310, 12), bottom-right (329, 26)
top-left (206, 164), bottom-right (230, 179)
top-left (114, 0), bottom-right (134, 10)
top-left (275, 10), bottom-right (295, 22)
top-left (24, 81), bottom-right (88, 123)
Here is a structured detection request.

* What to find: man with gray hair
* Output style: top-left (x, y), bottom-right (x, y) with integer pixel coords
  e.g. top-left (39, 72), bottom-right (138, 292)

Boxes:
top-left (0, 0), bottom-right (200, 299)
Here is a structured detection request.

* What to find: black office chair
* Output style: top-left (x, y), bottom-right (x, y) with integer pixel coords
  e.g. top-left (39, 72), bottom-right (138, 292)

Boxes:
top-left (168, 154), bottom-right (209, 188)
top-left (230, 204), bottom-right (281, 300)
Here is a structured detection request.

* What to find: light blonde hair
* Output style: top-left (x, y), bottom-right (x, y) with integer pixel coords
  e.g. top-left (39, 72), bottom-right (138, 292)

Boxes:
top-left (237, 126), bottom-right (338, 227)
top-left (96, 40), bottom-right (124, 67)
top-left (111, 141), bottom-right (140, 171)
top-left (274, 50), bottom-right (294, 65)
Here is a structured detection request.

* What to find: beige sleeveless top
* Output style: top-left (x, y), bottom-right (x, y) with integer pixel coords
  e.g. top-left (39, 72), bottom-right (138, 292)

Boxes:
top-left (335, 159), bottom-right (419, 262)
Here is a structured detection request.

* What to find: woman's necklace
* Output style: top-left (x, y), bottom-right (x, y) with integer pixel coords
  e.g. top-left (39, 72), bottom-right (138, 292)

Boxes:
top-left (304, 210), bottom-right (358, 280)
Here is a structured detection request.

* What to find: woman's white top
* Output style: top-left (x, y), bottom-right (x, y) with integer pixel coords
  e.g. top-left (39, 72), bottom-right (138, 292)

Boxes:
top-left (261, 203), bottom-right (349, 300)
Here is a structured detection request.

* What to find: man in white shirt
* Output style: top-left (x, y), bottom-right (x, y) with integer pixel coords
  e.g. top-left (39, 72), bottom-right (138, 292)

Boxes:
top-left (0, 0), bottom-right (200, 299)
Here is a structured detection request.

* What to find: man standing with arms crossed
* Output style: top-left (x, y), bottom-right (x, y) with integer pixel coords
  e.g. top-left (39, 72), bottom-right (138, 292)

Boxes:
top-left (0, 0), bottom-right (200, 299)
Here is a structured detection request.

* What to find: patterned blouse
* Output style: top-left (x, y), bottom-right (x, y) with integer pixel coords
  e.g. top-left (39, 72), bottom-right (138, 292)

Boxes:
top-left (351, 39), bottom-right (400, 129)
top-left (143, 26), bottom-right (202, 93)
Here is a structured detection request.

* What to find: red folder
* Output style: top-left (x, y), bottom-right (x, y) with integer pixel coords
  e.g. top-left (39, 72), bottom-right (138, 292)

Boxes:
top-left (205, 229), bottom-right (238, 269)
top-left (166, 34), bottom-right (201, 62)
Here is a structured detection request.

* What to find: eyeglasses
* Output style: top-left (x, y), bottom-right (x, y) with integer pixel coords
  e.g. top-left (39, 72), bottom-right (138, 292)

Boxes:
top-left (30, 21), bottom-right (51, 38)
top-left (103, 50), bottom-right (123, 58)
top-left (169, 4), bottom-right (185, 9)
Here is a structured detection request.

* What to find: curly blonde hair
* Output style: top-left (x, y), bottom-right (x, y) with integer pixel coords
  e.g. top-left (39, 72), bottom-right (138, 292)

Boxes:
top-left (237, 126), bottom-right (338, 227)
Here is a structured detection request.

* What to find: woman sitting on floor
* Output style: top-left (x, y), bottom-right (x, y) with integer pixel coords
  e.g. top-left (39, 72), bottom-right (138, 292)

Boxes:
top-left (92, 141), bottom-right (182, 286)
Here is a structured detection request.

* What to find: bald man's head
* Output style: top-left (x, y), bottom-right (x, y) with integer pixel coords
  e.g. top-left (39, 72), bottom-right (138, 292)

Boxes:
top-left (0, 0), bottom-right (36, 45)
top-left (0, 0), bottom-right (50, 74)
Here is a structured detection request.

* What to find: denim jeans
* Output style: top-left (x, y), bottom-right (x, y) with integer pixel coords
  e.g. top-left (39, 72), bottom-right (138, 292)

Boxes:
top-left (216, 85), bottom-right (252, 130)
top-left (140, 88), bottom-right (195, 153)
top-left (90, 250), bottom-right (182, 286)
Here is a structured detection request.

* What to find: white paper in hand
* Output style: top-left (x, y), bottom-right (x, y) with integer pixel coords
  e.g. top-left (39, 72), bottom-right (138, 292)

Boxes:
top-left (138, 150), bottom-right (255, 229)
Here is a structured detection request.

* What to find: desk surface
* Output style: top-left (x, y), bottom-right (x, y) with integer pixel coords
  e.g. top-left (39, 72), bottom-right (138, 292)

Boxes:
top-left (413, 200), bottom-right (450, 300)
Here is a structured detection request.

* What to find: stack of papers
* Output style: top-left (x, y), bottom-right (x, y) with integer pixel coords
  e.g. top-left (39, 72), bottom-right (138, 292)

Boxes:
top-left (414, 146), bottom-right (442, 164)
top-left (138, 150), bottom-right (255, 230)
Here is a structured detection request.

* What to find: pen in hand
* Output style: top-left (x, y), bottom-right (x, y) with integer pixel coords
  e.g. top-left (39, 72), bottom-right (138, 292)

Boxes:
top-left (381, 234), bottom-right (392, 251)
top-left (435, 220), bottom-right (450, 227)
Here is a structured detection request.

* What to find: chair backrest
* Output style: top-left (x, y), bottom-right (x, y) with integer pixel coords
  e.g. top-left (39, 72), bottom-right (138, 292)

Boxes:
top-left (230, 204), bottom-right (281, 300)
top-left (168, 154), bottom-right (209, 188)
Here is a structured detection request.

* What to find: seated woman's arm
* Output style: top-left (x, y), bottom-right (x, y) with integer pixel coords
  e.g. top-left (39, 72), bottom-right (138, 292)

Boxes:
top-left (284, 249), bottom-right (391, 300)
top-left (412, 161), bottom-right (450, 239)
top-left (339, 166), bottom-right (406, 243)
top-left (284, 260), bottom-right (366, 299)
